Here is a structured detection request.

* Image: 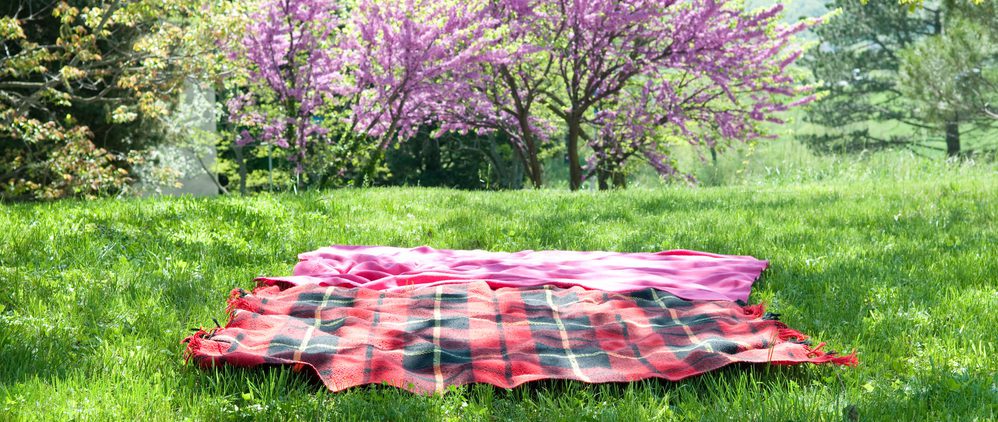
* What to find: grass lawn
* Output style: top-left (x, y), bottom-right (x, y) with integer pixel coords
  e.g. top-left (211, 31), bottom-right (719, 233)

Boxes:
top-left (1, 175), bottom-right (996, 420)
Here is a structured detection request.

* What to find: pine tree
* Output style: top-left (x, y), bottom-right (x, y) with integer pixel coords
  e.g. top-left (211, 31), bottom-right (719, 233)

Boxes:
top-left (802, 0), bottom-right (942, 154)
top-left (898, 4), bottom-right (997, 156)
top-left (803, 0), bottom-right (995, 157)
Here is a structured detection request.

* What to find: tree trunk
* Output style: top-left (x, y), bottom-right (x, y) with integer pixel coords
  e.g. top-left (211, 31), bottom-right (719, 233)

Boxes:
top-left (527, 147), bottom-right (543, 189)
top-left (611, 170), bottom-right (627, 189)
top-left (510, 151), bottom-right (525, 190)
top-left (234, 143), bottom-right (248, 195)
top-left (483, 136), bottom-right (508, 188)
top-left (597, 167), bottom-right (610, 190)
top-left (422, 135), bottom-right (442, 183)
top-left (567, 115), bottom-right (582, 191)
top-left (482, 134), bottom-right (524, 190)
top-left (945, 118), bottom-right (960, 157)
top-left (510, 144), bottom-right (530, 188)
top-left (516, 114), bottom-right (543, 189)
top-left (285, 104), bottom-right (304, 192)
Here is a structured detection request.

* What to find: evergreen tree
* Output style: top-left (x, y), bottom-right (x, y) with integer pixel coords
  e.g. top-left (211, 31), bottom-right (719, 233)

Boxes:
top-left (802, 0), bottom-right (942, 154)
top-left (804, 0), bottom-right (995, 156)
top-left (898, 4), bottom-right (997, 156)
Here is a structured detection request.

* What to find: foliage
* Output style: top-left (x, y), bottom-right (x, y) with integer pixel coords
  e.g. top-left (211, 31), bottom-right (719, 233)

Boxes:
top-left (433, 1), bottom-right (562, 188)
top-left (803, 0), bottom-right (996, 157)
top-left (892, 0), bottom-right (985, 7)
top-left (384, 129), bottom-right (525, 190)
top-left (498, 0), bottom-right (815, 190)
top-left (11, 0), bottom-right (994, 197)
top-left (802, 0), bottom-right (940, 154)
top-left (329, 0), bottom-right (815, 190)
top-left (0, 0), bottom-right (230, 199)
top-left (586, 3), bottom-right (817, 189)
top-left (898, 8), bottom-right (997, 154)
top-left (0, 123), bottom-right (130, 199)
top-left (339, 0), bottom-right (508, 185)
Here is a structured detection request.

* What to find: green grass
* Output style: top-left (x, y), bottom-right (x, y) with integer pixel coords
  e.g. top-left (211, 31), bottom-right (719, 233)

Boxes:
top-left (2, 170), bottom-right (997, 420)
top-left (543, 120), bottom-right (998, 191)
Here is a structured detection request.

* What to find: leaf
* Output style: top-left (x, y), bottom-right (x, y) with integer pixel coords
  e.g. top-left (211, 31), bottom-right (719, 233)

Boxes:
top-left (0, 17), bottom-right (26, 40)
top-left (59, 65), bottom-right (85, 81)
top-left (111, 106), bottom-right (139, 124)
top-left (862, 381), bottom-right (875, 393)
top-left (944, 377), bottom-right (962, 392)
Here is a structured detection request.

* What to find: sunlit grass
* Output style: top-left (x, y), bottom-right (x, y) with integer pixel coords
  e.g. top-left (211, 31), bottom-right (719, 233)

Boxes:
top-left (1, 170), bottom-right (996, 419)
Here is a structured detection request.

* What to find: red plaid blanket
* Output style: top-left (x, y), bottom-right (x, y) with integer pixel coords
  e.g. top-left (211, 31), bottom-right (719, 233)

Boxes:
top-left (184, 282), bottom-right (855, 393)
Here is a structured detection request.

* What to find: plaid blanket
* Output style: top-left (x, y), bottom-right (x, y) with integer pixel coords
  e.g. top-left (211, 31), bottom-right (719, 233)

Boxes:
top-left (258, 246), bottom-right (770, 302)
top-left (184, 281), bottom-right (855, 393)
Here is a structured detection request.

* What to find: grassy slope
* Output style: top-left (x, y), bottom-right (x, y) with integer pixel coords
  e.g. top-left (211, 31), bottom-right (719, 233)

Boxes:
top-left (1, 176), bottom-right (996, 420)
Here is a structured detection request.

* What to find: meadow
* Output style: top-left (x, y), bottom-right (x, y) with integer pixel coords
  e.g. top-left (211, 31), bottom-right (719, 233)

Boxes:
top-left (1, 146), bottom-right (996, 420)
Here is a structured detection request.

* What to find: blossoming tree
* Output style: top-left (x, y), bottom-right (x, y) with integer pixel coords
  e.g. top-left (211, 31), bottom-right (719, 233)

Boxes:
top-left (339, 0), bottom-right (507, 184)
top-left (518, 0), bottom-right (815, 189)
top-left (232, 0), bottom-right (816, 190)
top-left (226, 0), bottom-right (341, 189)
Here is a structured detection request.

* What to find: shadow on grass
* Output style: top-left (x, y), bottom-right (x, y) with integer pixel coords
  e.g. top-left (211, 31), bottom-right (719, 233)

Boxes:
top-left (176, 359), bottom-right (840, 420)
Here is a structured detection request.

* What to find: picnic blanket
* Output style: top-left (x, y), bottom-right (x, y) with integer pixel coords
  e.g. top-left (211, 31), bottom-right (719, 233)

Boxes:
top-left (258, 246), bottom-right (770, 302)
top-left (184, 281), bottom-right (856, 393)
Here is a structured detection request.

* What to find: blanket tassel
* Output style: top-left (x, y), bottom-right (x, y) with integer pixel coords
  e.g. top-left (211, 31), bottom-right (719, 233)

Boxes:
top-left (181, 329), bottom-right (209, 364)
top-left (776, 325), bottom-right (858, 366)
top-left (225, 288), bottom-right (250, 316)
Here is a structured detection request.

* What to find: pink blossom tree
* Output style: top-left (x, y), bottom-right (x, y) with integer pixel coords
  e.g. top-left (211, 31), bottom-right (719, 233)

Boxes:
top-left (226, 0), bottom-right (341, 189)
top-left (432, 1), bottom-right (561, 188)
top-left (586, 4), bottom-right (815, 188)
top-left (517, 0), bottom-right (815, 190)
top-left (429, 0), bottom-right (815, 190)
top-left (226, 0), bottom-right (815, 191)
top-left (339, 0), bottom-right (507, 185)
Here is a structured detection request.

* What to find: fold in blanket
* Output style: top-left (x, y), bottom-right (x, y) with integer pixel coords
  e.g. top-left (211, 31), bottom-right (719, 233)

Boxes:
top-left (184, 282), bottom-right (856, 394)
top-left (258, 246), bottom-right (769, 303)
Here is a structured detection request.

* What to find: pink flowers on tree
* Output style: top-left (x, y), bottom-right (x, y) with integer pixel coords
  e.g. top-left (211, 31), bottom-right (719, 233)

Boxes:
top-left (226, 0), bottom-right (816, 190)
top-left (342, 0), bottom-right (501, 146)
top-left (525, 0), bottom-right (814, 189)
top-left (226, 0), bottom-right (341, 188)
top-left (580, 1), bottom-right (815, 188)
top-left (339, 0), bottom-right (506, 182)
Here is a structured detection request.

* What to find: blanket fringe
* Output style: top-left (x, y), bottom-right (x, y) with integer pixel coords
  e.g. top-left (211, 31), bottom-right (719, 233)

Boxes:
top-left (226, 288), bottom-right (250, 316)
top-left (181, 329), bottom-right (209, 364)
top-left (817, 351), bottom-right (859, 366)
top-left (183, 288), bottom-right (253, 366)
top-left (742, 303), bottom-right (766, 319)
top-left (773, 323), bottom-right (858, 366)
top-left (800, 341), bottom-right (859, 366)
top-left (777, 327), bottom-right (809, 343)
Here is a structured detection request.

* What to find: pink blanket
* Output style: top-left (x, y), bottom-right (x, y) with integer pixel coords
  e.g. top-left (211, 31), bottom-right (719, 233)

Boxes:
top-left (258, 246), bottom-right (768, 302)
